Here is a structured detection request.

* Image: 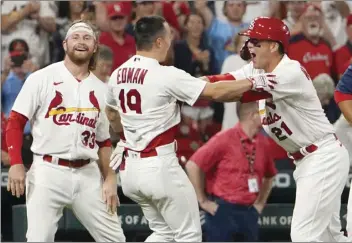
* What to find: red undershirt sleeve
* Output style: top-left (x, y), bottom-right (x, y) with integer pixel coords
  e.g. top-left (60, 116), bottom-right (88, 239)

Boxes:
top-left (6, 111), bottom-right (28, 165)
top-left (96, 139), bottom-right (112, 148)
top-left (334, 90), bottom-right (352, 104)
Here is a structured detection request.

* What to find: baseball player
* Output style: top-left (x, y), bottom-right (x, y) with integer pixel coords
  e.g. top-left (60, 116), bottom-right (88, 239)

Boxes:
top-left (106, 15), bottom-right (277, 242)
top-left (5, 20), bottom-right (125, 242)
top-left (334, 64), bottom-right (352, 239)
top-left (202, 17), bottom-right (350, 242)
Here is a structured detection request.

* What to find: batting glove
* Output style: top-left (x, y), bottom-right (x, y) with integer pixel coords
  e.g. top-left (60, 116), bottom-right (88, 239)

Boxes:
top-left (109, 141), bottom-right (125, 171)
top-left (248, 73), bottom-right (277, 92)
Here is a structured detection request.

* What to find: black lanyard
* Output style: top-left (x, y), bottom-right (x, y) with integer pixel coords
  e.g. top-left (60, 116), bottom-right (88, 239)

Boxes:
top-left (239, 136), bottom-right (257, 174)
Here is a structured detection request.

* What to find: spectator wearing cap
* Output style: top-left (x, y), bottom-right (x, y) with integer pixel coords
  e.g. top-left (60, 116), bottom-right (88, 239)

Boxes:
top-left (288, 4), bottom-right (334, 81)
top-left (52, 1), bottom-right (87, 62)
top-left (186, 102), bottom-right (277, 242)
top-left (99, 2), bottom-right (136, 72)
top-left (1, 1), bottom-right (56, 68)
top-left (334, 14), bottom-right (352, 79)
top-left (194, 0), bottom-right (249, 72)
top-left (1, 39), bottom-right (37, 166)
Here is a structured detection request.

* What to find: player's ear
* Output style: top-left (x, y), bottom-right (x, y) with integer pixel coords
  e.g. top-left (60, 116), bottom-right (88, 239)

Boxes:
top-left (62, 40), bottom-right (67, 52)
top-left (155, 37), bottom-right (162, 48)
top-left (270, 42), bottom-right (279, 53)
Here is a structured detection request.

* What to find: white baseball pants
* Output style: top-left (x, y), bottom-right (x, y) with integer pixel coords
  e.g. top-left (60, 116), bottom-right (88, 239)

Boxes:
top-left (290, 134), bottom-right (350, 242)
top-left (347, 181), bottom-right (352, 241)
top-left (25, 156), bottom-right (125, 242)
top-left (120, 142), bottom-right (202, 242)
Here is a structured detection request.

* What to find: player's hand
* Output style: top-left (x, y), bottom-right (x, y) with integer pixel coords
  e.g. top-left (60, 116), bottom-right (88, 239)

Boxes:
top-left (248, 73), bottom-right (277, 92)
top-left (109, 141), bottom-right (125, 170)
top-left (7, 164), bottom-right (26, 198)
top-left (102, 174), bottom-right (119, 215)
top-left (199, 199), bottom-right (219, 216)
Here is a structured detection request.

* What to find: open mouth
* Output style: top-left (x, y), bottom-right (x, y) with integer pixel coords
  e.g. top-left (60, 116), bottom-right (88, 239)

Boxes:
top-left (250, 51), bottom-right (256, 59)
top-left (74, 46), bottom-right (88, 52)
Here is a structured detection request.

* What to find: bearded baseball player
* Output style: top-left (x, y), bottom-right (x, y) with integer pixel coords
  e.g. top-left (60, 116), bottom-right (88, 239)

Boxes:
top-left (201, 17), bottom-right (350, 242)
top-left (106, 15), bottom-right (277, 242)
top-left (335, 64), bottom-right (352, 240)
top-left (5, 20), bottom-right (125, 242)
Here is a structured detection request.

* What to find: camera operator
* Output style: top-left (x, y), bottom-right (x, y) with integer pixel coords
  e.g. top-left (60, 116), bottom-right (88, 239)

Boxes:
top-left (2, 39), bottom-right (38, 167)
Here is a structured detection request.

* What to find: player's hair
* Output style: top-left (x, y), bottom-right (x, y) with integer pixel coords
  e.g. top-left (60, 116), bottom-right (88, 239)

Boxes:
top-left (134, 15), bottom-right (167, 51)
top-left (277, 42), bottom-right (285, 55)
top-left (97, 44), bottom-right (113, 61)
top-left (66, 19), bottom-right (99, 71)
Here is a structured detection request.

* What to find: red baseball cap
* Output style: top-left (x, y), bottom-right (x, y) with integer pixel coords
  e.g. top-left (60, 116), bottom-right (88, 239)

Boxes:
top-left (106, 2), bottom-right (130, 18)
top-left (347, 14), bottom-right (352, 27)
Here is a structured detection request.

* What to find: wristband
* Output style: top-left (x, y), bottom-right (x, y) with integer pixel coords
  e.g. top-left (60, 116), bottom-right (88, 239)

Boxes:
top-left (207, 73), bottom-right (235, 83)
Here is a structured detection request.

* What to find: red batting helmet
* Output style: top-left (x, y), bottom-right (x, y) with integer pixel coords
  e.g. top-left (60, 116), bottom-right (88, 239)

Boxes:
top-left (239, 17), bottom-right (290, 53)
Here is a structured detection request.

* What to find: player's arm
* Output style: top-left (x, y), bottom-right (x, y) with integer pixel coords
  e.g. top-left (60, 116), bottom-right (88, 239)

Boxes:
top-left (6, 73), bottom-right (41, 166)
top-left (6, 72), bottom-right (42, 197)
top-left (164, 67), bottom-right (275, 106)
top-left (105, 82), bottom-right (123, 133)
top-left (334, 66), bottom-right (352, 124)
top-left (202, 73), bottom-right (273, 102)
top-left (105, 106), bottom-right (123, 133)
top-left (95, 105), bottom-right (119, 213)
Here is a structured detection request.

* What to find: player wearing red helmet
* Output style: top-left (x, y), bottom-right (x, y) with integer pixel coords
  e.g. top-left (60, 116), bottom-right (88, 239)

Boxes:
top-left (200, 17), bottom-right (350, 242)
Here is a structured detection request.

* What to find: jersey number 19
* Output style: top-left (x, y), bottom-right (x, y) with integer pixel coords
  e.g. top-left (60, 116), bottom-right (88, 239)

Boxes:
top-left (119, 89), bottom-right (142, 114)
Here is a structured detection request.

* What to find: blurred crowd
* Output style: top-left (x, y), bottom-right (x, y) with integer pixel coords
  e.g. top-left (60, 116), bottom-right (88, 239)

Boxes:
top-left (1, 0), bottom-right (352, 168)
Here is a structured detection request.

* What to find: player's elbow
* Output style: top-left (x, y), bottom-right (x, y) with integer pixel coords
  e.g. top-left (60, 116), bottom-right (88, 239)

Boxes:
top-left (105, 106), bottom-right (123, 133)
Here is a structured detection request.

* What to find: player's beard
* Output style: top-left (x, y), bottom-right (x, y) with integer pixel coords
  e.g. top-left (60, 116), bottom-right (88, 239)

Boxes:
top-left (66, 44), bottom-right (94, 66)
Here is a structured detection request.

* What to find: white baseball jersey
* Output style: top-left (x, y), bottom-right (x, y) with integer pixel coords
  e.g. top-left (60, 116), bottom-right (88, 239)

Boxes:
top-left (230, 55), bottom-right (335, 153)
top-left (106, 55), bottom-right (207, 151)
top-left (12, 61), bottom-right (110, 160)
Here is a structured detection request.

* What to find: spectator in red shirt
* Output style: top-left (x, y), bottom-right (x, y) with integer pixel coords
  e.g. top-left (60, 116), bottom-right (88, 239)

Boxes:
top-left (334, 14), bottom-right (352, 79)
top-left (186, 102), bottom-right (277, 242)
top-left (288, 4), bottom-right (333, 80)
top-left (99, 2), bottom-right (136, 72)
